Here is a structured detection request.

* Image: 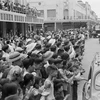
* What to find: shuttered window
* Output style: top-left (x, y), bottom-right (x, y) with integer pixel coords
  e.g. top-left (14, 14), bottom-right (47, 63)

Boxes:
top-left (47, 9), bottom-right (56, 17)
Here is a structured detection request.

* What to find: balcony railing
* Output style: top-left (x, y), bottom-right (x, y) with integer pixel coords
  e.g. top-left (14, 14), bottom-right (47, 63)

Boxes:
top-left (0, 1), bottom-right (44, 24)
top-left (46, 16), bottom-right (97, 21)
top-left (0, 9), bottom-right (44, 24)
top-left (45, 16), bottom-right (97, 23)
top-left (64, 16), bottom-right (97, 20)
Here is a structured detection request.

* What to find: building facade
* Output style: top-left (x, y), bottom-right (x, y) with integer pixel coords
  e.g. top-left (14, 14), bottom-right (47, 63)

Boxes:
top-left (28, 0), bottom-right (98, 31)
top-left (28, 0), bottom-right (97, 21)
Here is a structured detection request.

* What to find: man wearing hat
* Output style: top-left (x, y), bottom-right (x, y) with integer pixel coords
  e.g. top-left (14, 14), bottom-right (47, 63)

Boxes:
top-left (6, 52), bottom-right (24, 81)
top-left (9, 52), bottom-right (23, 67)
top-left (33, 58), bottom-right (43, 78)
top-left (32, 44), bottom-right (42, 55)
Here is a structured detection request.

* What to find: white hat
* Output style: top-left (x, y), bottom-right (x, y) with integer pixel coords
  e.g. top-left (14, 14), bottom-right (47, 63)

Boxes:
top-left (9, 52), bottom-right (23, 62)
top-left (32, 72), bottom-right (37, 77)
top-left (26, 39), bottom-right (32, 44)
top-left (43, 51), bottom-right (54, 61)
top-left (26, 43), bottom-right (37, 53)
top-left (15, 47), bottom-right (23, 52)
top-left (48, 39), bottom-right (56, 45)
top-left (32, 50), bottom-right (40, 54)
top-left (47, 36), bottom-right (51, 39)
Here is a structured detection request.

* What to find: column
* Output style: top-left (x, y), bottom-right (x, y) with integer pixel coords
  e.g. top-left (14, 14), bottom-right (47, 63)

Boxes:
top-left (13, 23), bottom-right (16, 35)
top-left (2, 22), bottom-right (6, 38)
top-left (24, 23), bottom-right (28, 36)
top-left (87, 22), bottom-right (90, 30)
top-left (33, 24), bottom-right (36, 31)
top-left (21, 23), bottom-right (24, 36)
top-left (54, 22), bottom-right (56, 31)
top-left (42, 24), bottom-right (44, 29)
top-left (29, 24), bottom-right (32, 32)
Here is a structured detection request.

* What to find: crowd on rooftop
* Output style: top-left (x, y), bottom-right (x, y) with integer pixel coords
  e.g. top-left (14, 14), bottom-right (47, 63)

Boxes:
top-left (0, 28), bottom-right (89, 100)
top-left (0, 0), bottom-right (38, 17)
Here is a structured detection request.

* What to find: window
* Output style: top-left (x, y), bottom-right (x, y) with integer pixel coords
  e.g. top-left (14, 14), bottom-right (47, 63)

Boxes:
top-left (14, 0), bottom-right (18, 3)
top-left (39, 10), bottom-right (44, 17)
top-left (14, 0), bottom-right (21, 4)
top-left (64, 9), bottom-right (69, 19)
top-left (47, 9), bottom-right (56, 17)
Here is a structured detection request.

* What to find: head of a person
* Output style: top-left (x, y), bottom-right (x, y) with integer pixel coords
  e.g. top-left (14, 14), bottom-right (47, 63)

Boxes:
top-left (52, 53), bottom-right (58, 59)
top-left (50, 45), bottom-right (57, 52)
top-left (2, 82), bottom-right (18, 99)
top-left (56, 42), bottom-right (61, 48)
top-left (46, 65), bottom-right (58, 80)
top-left (22, 57), bottom-right (34, 73)
top-left (57, 48), bottom-right (64, 56)
top-left (29, 57), bottom-right (35, 71)
top-left (61, 53), bottom-right (69, 61)
top-left (54, 83), bottom-right (63, 92)
top-left (74, 45), bottom-right (80, 53)
top-left (34, 77), bottom-right (43, 89)
top-left (34, 58), bottom-right (43, 70)
top-left (22, 58), bottom-right (30, 70)
top-left (2, 45), bottom-right (11, 53)
top-left (45, 43), bottom-right (51, 49)
top-left (9, 52), bottom-right (23, 67)
top-left (24, 73), bottom-right (34, 87)
top-left (63, 40), bottom-right (70, 46)
top-left (48, 58), bottom-right (55, 65)
top-left (64, 45), bottom-right (70, 52)
top-left (6, 40), bottom-right (10, 45)
top-left (35, 44), bottom-right (41, 50)
top-left (54, 59), bottom-right (63, 68)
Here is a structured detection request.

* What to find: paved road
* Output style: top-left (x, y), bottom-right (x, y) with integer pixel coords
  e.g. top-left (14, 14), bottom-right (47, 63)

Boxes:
top-left (78, 38), bottom-right (100, 100)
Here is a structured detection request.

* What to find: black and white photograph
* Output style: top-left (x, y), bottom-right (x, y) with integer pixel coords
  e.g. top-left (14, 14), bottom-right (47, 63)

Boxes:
top-left (0, 0), bottom-right (99, 100)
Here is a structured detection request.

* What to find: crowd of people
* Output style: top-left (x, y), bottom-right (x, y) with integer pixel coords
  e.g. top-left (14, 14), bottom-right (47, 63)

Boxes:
top-left (0, 28), bottom-right (87, 100)
top-left (0, 1), bottom-right (38, 17)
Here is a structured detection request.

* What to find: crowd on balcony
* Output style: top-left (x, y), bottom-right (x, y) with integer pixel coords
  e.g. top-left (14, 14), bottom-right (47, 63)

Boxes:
top-left (0, 28), bottom-right (89, 100)
top-left (0, 0), bottom-right (39, 17)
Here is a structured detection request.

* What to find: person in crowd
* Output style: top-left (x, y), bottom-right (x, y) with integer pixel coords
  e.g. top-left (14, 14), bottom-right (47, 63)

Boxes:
top-left (2, 45), bottom-right (11, 61)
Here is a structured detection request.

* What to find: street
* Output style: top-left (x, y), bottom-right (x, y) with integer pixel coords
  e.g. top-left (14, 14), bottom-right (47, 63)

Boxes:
top-left (78, 38), bottom-right (100, 100)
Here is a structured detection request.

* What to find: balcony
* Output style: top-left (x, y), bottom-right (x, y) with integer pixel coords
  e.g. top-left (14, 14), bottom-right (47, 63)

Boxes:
top-left (0, 2), bottom-right (44, 24)
top-left (0, 9), bottom-right (43, 24)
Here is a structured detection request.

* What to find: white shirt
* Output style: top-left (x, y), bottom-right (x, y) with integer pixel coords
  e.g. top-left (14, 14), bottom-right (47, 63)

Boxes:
top-left (26, 43), bottom-right (37, 53)
top-left (8, 44), bottom-right (14, 52)
top-left (81, 34), bottom-right (85, 40)
top-left (70, 46), bottom-right (76, 59)
top-left (40, 78), bottom-right (55, 100)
